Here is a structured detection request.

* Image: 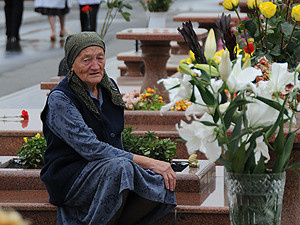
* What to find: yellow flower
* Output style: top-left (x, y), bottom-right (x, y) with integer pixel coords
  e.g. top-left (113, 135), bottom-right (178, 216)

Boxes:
top-left (247, 0), bottom-right (263, 9)
top-left (23, 137), bottom-right (28, 143)
top-left (212, 49), bottom-right (224, 64)
top-left (35, 133), bottom-right (40, 139)
top-left (146, 88), bottom-right (152, 93)
top-left (189, 50), bottom-right (195, 62)
top-left (259, 2), bottom-right (277, 18)
top-left (186, 58), bottom-right (192, 64)
top-left (291, 5), bottom-right (300, 22)
top-left (223, 0), bottom-right (239, 11)
top-left (179, 59), bottom-right (186, 64)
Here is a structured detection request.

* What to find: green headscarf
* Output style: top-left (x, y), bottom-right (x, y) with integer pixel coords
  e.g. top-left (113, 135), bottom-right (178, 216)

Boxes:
top-left (64, 31), bottom-right (105, 68)
top-left (64, 32), bottom-right (125, 120)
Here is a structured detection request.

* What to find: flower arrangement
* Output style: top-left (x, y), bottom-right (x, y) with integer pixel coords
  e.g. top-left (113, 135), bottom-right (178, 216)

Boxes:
top-left (17, 133), bottom-right (46, 169)
top-left (159, 20), bottom-right (300, 175)
top-left (221, 0), bottom-right (300, 69)
top-left (122, 88), bottom-right (166, 110)
top-left (138, 0), bottom-right (174, 12)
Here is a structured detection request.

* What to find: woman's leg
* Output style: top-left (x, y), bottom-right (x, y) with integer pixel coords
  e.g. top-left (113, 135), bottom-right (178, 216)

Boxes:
top-left (116, 192), bottom-right (160, 225)
top-left (48, 15), bottom-right (56, 41)
top-left (58, 15), bottom-right (67, 37)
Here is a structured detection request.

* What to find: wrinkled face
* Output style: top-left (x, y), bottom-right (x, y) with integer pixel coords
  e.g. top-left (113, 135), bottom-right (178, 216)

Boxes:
top-left (72, 46), bottom-right (105, 87)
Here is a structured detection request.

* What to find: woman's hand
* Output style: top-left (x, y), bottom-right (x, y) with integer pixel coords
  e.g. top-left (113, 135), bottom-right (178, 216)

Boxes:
top-left (133, 154), bottom-right (176, 191)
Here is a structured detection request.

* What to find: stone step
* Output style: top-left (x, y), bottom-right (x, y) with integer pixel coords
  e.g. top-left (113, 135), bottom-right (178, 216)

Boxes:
top-left (0, 159), bottom-right (216, 193)
top-left (0, 189), bottom-right (230, 225)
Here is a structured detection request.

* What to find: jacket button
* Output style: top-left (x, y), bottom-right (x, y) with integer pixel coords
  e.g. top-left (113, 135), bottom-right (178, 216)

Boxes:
top-left (110, 133), bottom-right (115, 138)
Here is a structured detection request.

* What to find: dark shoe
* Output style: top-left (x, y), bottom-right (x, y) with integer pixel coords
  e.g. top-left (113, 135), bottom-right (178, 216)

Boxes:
top-left (6, 37), bottom-right (21, 52)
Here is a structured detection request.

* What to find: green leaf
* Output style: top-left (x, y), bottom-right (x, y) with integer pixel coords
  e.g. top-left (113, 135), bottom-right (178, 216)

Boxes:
top-left (121, 12), bottom-right (131, 21)
top-left (273, 121), bottom-right (284, 155)
top-left (253, 156), bottom-right (265, 174)
top-left (224, 96), bottom-right (249, 129)
top-left (245, 19), bottom-right (258, 38)
top-left (281, 132), bottom-right (296, 170)
top-left (281, 22), bottom-right (294, 36)
top-left (229, 112), bottom-right (243, 154)
top-left (192, 77), bottom-right (215, 106)
top-left (231, 143), bottom-right (246, 173)
top-left (287, 162), bottom-right (300, 170)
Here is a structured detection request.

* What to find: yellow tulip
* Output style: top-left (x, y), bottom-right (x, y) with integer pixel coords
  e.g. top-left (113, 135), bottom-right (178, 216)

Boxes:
top-left (223, 0), bottom-right (239, 11)
top-left (291, 5), bottom-right (300, 22)
top-left (247, 0), bottom-right (263, 9)
top-left (23, 137), bottom-right (28, 143)
top-left (259, 2), bottom-right (277, 18)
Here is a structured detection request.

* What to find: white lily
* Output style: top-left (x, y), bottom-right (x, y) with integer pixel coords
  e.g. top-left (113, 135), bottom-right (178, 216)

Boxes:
top-left (176, 113), bottom-right (222, 163)
top-left (204, 28), bottom-right (217, 60)
top-left (267, 62), bottom-right (294, 94)
top-left (246, 96), bottom-right (279, 128)
top-left (185, 79), bottom-right (225, 119)
top-left (158, 74), bottom-right (193, 113)
top-left (253, 136), bottom-right (270, 164)
top-left (219, 50), bottom-right (232, 82)
top-left (227, 55), bottom-right (262, 93)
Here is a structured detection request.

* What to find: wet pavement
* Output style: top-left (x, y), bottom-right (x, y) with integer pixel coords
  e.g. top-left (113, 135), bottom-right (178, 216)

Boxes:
top-left (0, 0), bottom-right (224, 109)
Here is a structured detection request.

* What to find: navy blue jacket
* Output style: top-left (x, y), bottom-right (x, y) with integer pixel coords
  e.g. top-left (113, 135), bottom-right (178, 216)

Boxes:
top-left (40, 76), bottom-right (124, 205)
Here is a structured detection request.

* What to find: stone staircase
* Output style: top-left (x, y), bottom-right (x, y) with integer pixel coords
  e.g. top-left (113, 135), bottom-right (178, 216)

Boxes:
top-left (0, 109), bottom-right (299, 224)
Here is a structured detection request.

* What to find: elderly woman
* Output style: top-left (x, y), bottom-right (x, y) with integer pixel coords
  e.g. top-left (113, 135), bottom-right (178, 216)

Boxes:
top-left (40, 32), bottom-right (176, 225)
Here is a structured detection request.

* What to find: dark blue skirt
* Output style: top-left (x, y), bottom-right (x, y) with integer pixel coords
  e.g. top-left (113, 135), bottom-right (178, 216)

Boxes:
top-left (56, 157), bottom-right (176, 225)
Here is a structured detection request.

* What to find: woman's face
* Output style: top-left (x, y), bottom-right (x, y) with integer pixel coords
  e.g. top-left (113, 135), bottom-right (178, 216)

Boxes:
top-left (72, 46), bottom-right (105, 87)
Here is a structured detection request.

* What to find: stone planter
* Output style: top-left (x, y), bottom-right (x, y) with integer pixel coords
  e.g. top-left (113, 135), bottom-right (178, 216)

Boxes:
top-left (147, 12), bottom-right (167, 28)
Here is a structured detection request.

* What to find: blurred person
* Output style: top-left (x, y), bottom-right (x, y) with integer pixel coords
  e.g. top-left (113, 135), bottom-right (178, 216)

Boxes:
top-left (78, 0), bottom-right (101, 31)
top-left (34, 0), bottom-right (71, 41)
top-left (4, 0), bottom-right (24, 50)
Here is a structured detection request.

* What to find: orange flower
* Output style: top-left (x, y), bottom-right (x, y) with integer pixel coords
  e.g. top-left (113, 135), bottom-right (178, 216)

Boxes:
top-left (147, 88), bottom-right (152, 93)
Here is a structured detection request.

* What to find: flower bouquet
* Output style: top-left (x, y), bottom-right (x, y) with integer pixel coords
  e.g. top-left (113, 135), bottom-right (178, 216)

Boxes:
top-left (138, 0), bottom-right (174, 12)
top-left (159, 15), bottom-right (299, 223)
top-left (221, 0), bottom-right (300, 69)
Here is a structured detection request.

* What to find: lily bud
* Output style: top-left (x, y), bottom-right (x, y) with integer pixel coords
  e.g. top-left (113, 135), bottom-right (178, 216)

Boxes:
top-left (204, 29), bottom-right (217, 60)
top-left (219, 50), bottom-right (232, 82)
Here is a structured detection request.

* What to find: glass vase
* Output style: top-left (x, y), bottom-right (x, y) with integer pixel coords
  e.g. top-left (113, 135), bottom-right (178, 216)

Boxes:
top-left (225, 171), bottom-right (286, 225)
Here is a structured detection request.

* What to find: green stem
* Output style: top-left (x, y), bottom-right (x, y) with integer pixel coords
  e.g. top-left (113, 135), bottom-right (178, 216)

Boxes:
top-left (265, 18), bottom-right (268, 54)
top-left (283, 23), bottom-right (297, 55)
top-left (254, 3), bottom-right (265, 50)
top-left (235, 9), bottom-right (251, 57)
